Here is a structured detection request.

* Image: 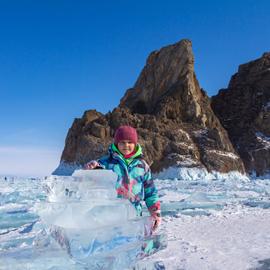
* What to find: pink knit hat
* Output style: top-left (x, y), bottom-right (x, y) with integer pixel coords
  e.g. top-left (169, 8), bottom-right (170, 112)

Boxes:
top-left (114, 125), bottom-right (138, 144)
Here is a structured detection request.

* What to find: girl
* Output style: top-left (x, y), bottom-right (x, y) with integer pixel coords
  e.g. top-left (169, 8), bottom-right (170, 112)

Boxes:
top-left (85, 125), bottom-right (161, 231)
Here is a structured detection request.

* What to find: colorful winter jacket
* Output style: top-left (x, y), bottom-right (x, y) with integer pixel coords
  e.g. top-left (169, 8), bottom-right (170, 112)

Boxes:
top-left (97, 144), bottom-right (160, 216)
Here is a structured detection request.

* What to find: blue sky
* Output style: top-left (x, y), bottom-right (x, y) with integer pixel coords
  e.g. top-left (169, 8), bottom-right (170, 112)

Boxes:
top-left (0, 0), bottom-right (269, 176)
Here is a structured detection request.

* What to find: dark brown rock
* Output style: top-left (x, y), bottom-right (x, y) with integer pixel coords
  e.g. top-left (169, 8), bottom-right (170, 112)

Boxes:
top-left (212, 52), bottom-right (270, 176)
top-left (54, 39), bottom-right (245, 175)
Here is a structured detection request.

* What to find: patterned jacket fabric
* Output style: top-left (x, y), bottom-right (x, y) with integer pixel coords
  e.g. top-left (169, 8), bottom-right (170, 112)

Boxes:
top-left (98, 144), bottom-right (160, 216)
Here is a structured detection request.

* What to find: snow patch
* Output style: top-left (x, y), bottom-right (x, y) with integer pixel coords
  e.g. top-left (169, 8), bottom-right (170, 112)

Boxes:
top-left (207, 149), bottom-right (239, 159)
top-left (167, 154), bottom-right (199, 167)
top-left (192, 129), bottom-right (208, 137)
top-left (255, 132), bottom-right (270, 149)
top-left (176, 157), bottom-right (199, 167)
top-left (174, 141), bottom-right (195, 149)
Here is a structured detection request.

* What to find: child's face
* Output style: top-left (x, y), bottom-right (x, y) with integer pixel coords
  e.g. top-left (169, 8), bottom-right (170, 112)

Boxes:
top-left (117, 140), bottom-right (136, 155)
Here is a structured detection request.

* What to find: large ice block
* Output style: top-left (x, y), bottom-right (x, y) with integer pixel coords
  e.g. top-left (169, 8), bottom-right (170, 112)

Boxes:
top-left (35, 169), bottom-right (159, 269)
top-left (38, 170), bottom-right (138, 229)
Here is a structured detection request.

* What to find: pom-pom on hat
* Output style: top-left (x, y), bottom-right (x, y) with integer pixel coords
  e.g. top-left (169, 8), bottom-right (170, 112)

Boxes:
top-left (114, 125), bottom-right (138, 145)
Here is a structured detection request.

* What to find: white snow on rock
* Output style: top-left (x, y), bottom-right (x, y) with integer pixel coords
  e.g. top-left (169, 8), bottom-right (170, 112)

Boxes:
top-left (192, 129), bottom-right (208, 137)
top-left (174, 141), bottom-right (195, 149)
top-left (206, 149), bottom-right (239, 159)
top-left (256, 132), bottom-right (270, 149)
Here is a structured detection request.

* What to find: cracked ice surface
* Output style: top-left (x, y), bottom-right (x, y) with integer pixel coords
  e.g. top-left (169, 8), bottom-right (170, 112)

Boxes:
top-left (1, 168), bottom-right (270, 270)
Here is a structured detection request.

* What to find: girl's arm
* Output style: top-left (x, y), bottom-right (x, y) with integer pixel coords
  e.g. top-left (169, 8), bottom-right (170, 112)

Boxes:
top-left (85, 155), bottom-right (110, 169)
top-left (143, 163), bottom-right (161, 230)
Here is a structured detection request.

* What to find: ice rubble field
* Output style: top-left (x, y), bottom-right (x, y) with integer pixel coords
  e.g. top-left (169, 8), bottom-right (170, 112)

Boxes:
top-left (0, 168), bottom-right (270, 270)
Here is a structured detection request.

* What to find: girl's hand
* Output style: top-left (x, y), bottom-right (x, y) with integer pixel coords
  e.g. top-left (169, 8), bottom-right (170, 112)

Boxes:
top-left (84, 160), bottom-right (99, 170)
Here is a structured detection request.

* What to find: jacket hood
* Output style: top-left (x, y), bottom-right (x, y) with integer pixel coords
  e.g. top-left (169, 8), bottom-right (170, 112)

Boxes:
top-left (109, 143), bottom-right (143, 165)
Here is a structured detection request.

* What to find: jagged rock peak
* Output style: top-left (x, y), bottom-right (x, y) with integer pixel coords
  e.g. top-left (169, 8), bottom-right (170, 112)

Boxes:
top-left (120, 39), bottom-right (196, 114)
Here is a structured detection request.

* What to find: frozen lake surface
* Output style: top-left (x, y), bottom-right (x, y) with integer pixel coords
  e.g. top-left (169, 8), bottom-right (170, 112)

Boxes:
top-left (0, 169), bottom-right (270, 269)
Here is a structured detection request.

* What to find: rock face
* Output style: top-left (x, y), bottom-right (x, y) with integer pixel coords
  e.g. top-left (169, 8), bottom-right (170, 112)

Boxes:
top-left (54, 39), bottom-right (245, 175)
top-left (211, 53), bottom-right (270, 176)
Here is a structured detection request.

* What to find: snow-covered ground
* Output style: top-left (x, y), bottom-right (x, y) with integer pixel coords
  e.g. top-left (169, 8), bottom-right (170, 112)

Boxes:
top-left (139, 206), bottom-right (270, 270)
top-left (136, 168), bottom-right (270, 270)
top-left (1, 168), bottom-right (270, 270)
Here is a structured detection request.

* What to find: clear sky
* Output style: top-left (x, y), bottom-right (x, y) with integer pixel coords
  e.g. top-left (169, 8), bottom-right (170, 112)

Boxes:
top-left (0, 0), bottom-right (269, 177)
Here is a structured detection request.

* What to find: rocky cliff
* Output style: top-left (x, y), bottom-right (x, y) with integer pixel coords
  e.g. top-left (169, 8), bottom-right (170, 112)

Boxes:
top-left (54, 39), bottom-right (245, 175)
top-left (212, 53), bottom-right (270, 176)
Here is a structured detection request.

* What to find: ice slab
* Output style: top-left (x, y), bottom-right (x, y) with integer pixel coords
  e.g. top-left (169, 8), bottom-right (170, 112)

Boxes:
top-left (33, 169), bottom-right (165, 268)
top-left (37, 170), bottom-right (138, 229)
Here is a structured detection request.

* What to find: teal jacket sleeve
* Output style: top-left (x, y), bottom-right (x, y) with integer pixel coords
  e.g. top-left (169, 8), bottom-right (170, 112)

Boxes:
top-left (143, 163), bottom-right (161, 213)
